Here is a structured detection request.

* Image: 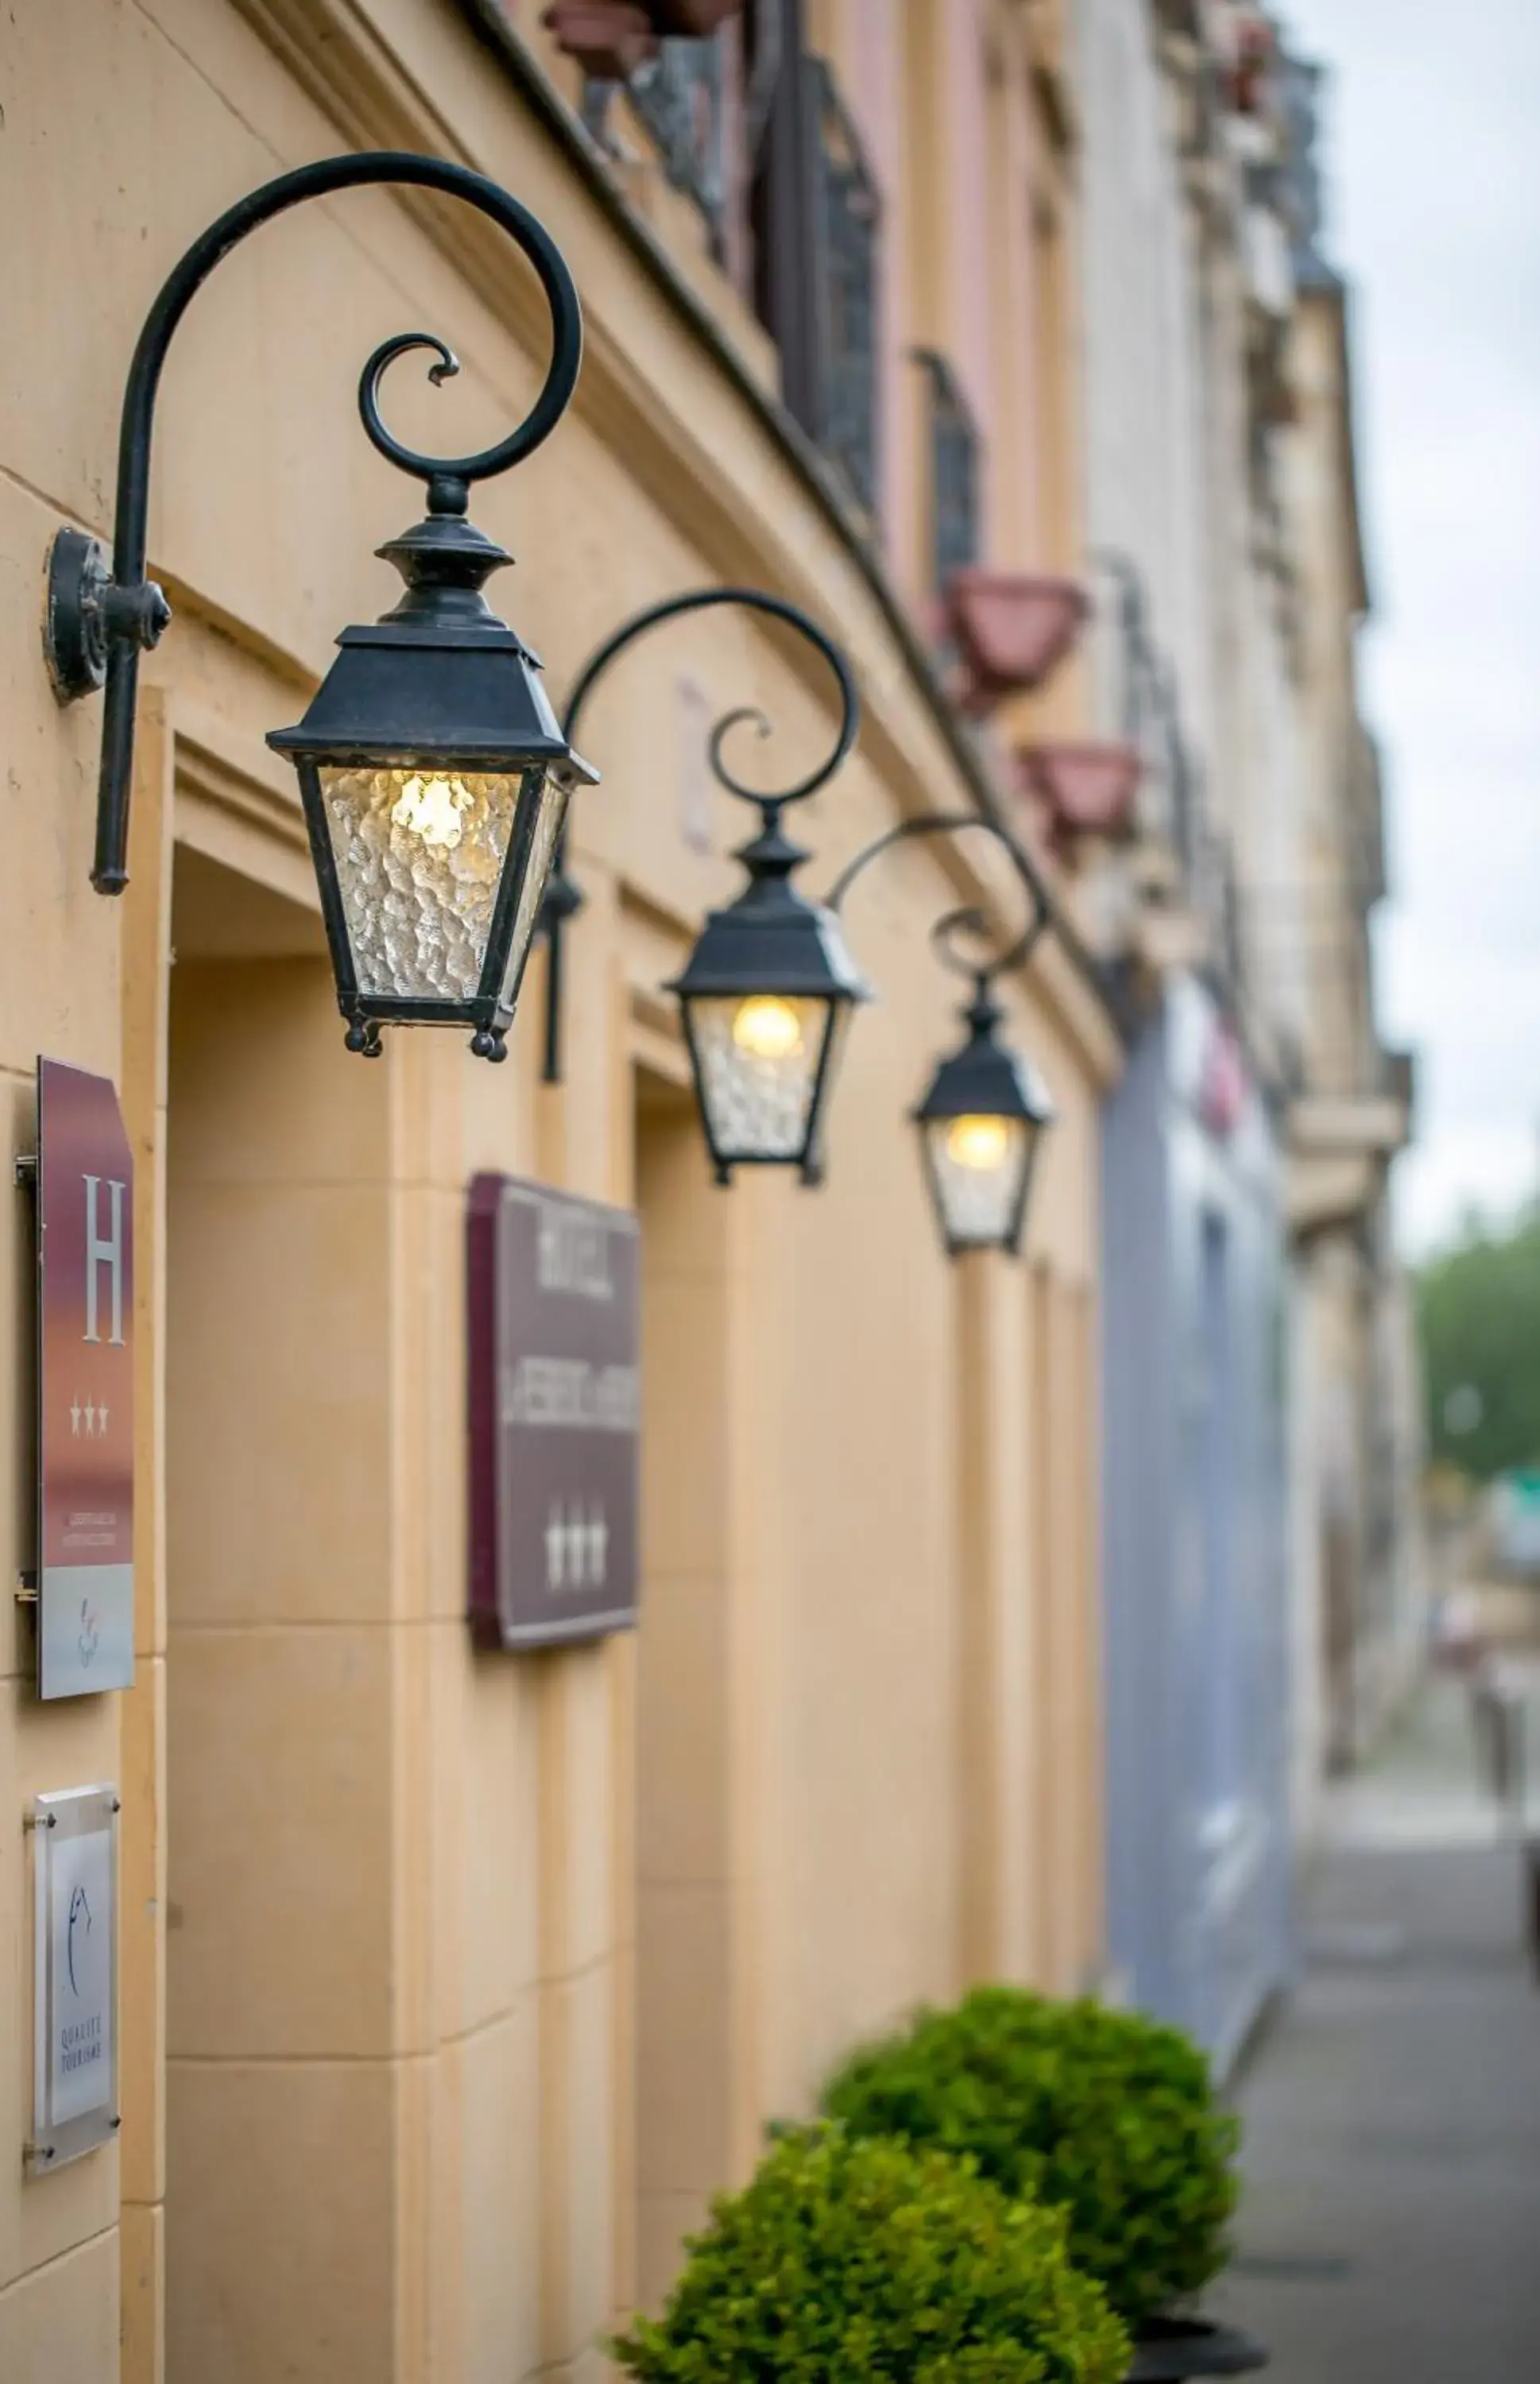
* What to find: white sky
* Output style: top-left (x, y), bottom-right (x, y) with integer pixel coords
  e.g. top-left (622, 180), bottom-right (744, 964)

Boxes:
top-left (1279, 0), bottom-right (1540, 1256)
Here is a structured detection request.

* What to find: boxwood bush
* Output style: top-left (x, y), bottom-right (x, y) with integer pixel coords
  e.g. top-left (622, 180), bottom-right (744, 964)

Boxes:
top-left (613, 2125), bottom-right (1130, 2384)
top-left (821, 1986), bottom-right (1239, 2329)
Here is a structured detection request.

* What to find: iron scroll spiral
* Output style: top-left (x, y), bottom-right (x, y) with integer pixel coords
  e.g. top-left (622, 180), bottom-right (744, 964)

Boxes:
top-left (539, 587), bottom-right (861, 1082)
top-left (560, 588), bottom-right (860, 810)
top-left (824, 812), bottom-right (1050, 987)
top-left (75, 151), bottom-right (586, 893)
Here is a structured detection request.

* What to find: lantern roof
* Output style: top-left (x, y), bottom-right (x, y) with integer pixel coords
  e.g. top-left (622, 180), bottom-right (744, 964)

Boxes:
top-left (667, 807), bottom-right (871, 1004)
top-left (269, 508), bottom-right (597, 781)
top-left (913, 982), bottom-right (1055, 1126)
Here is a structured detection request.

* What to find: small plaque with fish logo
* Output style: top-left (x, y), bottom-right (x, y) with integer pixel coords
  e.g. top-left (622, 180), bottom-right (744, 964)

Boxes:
top-left (29, 1783), bottom-right (118, 2173)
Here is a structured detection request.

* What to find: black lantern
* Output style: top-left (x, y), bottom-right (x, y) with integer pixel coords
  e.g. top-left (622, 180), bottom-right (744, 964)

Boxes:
top-left (268, 465), bottom-right (594, 1060)
top-left (44, 153), bottom-right (595, 1061)
top-left (669, 797), bottom-right (869, 1182)
top-left (914, 975), bottom-right (1054, 1255)
top-left (826, 814), bottom-right (1058, 1256)
top-left (531, 587), bottom-right (869, 1179)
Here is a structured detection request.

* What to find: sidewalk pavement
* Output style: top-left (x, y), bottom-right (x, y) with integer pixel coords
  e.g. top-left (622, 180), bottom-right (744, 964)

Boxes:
top-left (1209, 1667), bottom-right (1540, 2382)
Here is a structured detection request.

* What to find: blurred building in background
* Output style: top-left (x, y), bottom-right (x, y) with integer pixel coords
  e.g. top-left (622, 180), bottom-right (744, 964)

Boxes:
top-left (0, 2), bottom-right (1421, 2378)
top-left (1079, 0), bottom-right (1295, 2078)
top-left (1274, 38), bottom-right (1423, 1815)
top-left (1080, 2), bottom-right (1420, 2065)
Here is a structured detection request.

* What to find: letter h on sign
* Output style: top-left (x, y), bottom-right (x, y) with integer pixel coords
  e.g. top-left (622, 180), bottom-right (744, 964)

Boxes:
top-left (82, 1175), bottom-right (126, 1346)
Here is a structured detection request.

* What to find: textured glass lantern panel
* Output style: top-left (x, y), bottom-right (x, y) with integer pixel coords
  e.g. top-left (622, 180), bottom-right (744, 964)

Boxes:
top-left (498, 769), bottom-right (570, 1009)
top-left (923, 1113), bottom-right (1031, 1247)
top-left (801, 997), bottom-right (855, 1175)
top-left (687, 993), bottom-right (835, 1159)
top-left (319, 764), bottom-right (523, 1000)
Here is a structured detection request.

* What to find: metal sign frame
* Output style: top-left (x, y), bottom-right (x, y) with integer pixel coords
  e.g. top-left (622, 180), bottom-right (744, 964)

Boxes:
top-left (29, 1057), bottom-right (136, 1698)
top-left (467, 1175), bottom-right (640, 1651)
top-left (28, 1783), bottom-right (121, 2175)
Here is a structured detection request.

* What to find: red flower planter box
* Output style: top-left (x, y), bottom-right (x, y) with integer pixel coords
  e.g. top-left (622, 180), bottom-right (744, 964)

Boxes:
top-left (648, 0), bottom-right (741, 30)
top-left (543, 1), bottom-right (658, 78)
top-left (543, 0), bottom-right (741, 77)
top-left (1017, 740), bottom-right (1142, 842)
top-left (943, 571), bottom-right (1087, 714)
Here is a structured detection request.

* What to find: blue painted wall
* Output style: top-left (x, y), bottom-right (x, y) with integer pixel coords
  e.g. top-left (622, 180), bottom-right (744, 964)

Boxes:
top-left (1100, 980), bottom-right (1293, 2072)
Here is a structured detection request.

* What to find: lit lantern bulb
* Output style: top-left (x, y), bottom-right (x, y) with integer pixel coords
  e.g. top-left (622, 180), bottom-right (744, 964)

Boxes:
top-left (731, 995), bottom-right (804, 1062)
top-left (391, 772), bottom-right (467, 851)
top-left (945, 1113), bottom-right (1012, 1171)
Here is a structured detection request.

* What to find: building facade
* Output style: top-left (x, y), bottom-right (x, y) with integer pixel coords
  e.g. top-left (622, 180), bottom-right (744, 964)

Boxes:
top-left (1276, 42), bottom-right (1421, 1813)
top-left (1078, 0), bottom-right (1301, 2071)
top-left (1081, 0), bottom-right (1418, 2059)
top-left (1, 4), bottom-right (1122, 2379)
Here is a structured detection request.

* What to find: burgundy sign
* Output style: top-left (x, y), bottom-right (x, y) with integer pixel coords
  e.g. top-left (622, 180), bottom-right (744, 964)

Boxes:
top-left (35, 1059), bottom-right (135, 1697)
top-left (467, 1175), bottom-right (640, 1650)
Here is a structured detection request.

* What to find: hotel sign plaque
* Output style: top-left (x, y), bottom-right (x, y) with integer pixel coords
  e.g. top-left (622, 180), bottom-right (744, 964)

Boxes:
top-left (29, 1784), bottom-right (120, 2173)
top-left (467, 1175), bottom-right (640, 1650)
top-left (31, 1059), bottom-right (135, 1698)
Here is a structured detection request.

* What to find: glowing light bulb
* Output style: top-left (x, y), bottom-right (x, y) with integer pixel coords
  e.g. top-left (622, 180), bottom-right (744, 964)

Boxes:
top-left (732, 996), bottom-right (804, 1062)
top-left (945, 1114), bottom-right (1012, 1172)
top-left (391, 772), bottom-right (467, 850)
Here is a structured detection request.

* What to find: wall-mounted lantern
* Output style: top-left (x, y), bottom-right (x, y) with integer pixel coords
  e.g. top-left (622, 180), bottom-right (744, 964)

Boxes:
top-left (911, 970), bottom-right (1054, 1256)
top-left (44, 153), bottom-right (597, 1061)
top-left (536, 592), bottom-right (1057, 1234)
top-left (826, 816), bottom-right (1055, 1256)
top-left (667, 775), bottom-right (873, 1185)
top-left (537, 589), bottom-right (869, 1182)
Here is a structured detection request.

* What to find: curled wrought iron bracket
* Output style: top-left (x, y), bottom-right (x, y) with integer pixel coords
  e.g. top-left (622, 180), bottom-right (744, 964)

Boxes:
top-left (540, 585), bottom-right (860, 1082)
top-left (823, 810), bottom-right (1050, 985)
top-left (44, 151), bottom-right (585, 896)
top-left (928, 904), bottom-right (1010, 989)
top-left (560, 586), bottom-right (857, 803)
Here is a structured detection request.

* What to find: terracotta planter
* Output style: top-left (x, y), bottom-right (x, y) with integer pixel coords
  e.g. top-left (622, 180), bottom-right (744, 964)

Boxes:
top-left (1226, 16), bottom-right (1274, 114)
top-left (943, 570), bottom-right (1087, 713)
top-left (543, 0), bottom-right (658, 79)
top-left (544, 0), bottom-right (739, 81)
top-left (648, 0), bottom-right (742, 30)
top-left (1126, 2316), bottom-right (1268, 2382)
top-left (1017, 740), bottom-right (1142, 843)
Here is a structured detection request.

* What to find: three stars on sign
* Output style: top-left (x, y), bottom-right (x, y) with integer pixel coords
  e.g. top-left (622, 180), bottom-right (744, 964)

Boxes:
top-left (69, 1396), bottom-right (110, 1438)
top-left (544, 1500), bottom-right (608, 1593)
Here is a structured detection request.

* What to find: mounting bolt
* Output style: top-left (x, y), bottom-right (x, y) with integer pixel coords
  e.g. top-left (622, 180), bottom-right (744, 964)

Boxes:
top-left (44, 527), bottom-right (172, 702)
top-left (102, 579), bottom-right (172, 652)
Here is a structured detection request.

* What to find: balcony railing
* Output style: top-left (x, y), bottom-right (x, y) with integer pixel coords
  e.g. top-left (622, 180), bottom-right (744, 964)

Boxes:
top-left (914, 348), bottom-right (980, 590)
top-left (807, 55), bottom-right (880, 514)
top-left (567, 17), bottom-right (880, 518)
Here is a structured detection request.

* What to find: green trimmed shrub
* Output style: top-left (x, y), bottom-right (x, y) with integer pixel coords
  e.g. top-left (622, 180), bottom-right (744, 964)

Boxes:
top-left (821, 1987), bottom-right (1240, 2329)
top-left (613, 2125), bottom-right (1130, 2384)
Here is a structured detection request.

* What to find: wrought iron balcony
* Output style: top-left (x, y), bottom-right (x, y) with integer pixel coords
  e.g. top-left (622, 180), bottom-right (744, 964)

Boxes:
top-left (914, 348), bottom-right (980, 590)
top-left (808, 54), bottom-right (880, 514)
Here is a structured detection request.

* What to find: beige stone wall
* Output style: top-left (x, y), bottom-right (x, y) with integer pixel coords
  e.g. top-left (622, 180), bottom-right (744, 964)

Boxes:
top-left (0, 3), bottom-right (1118, 2379)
